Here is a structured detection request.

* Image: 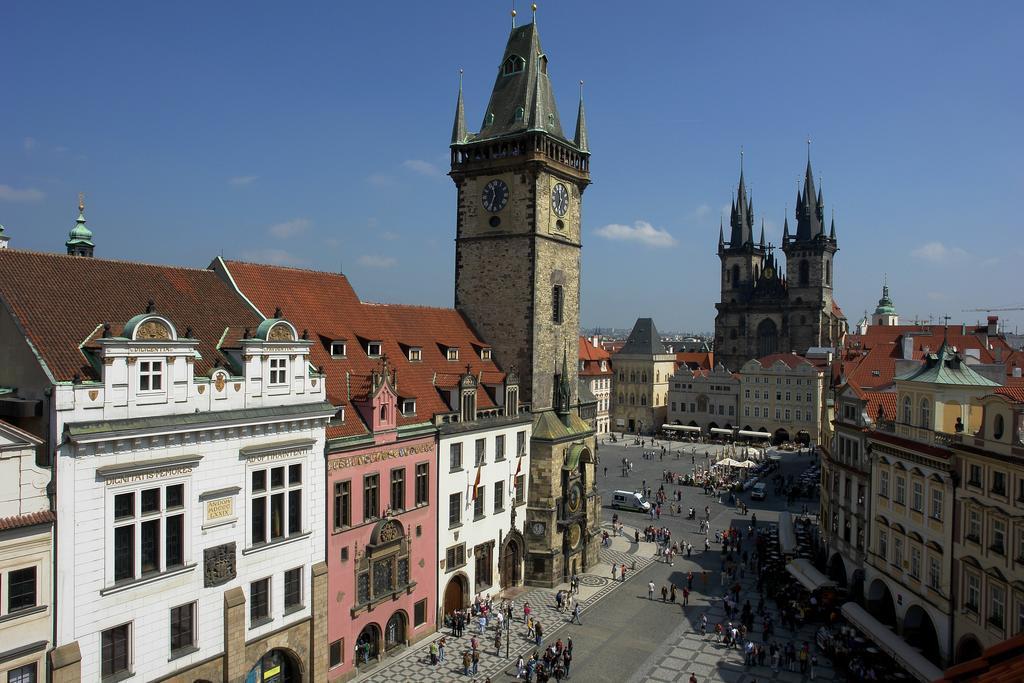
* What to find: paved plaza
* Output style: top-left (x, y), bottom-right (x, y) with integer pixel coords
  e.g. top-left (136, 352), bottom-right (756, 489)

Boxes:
top-left (358, 439), bottom-right (831, 683)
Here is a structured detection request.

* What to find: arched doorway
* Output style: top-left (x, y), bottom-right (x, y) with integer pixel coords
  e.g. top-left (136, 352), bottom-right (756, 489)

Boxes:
top-left (500, 532), bottom-right (524, 589)
top-left (773, 428), bottom-right (790, 445)
top-left (828, 553), bottom-right (849, 588)
top-left (443, 574), bottom-right (468, 618)
top-left (356, 623), bottom-right (381, 666)
top-left (904, 604), bottom-right (942, 667)
top-left (850, 569), bottom-right (866, 604)
top-left (796, 430), bottom-right (811, 445)
top-left (955, 635), bottom-right (983, 664)
top-left (248, 648), bottom-right (302, 683)
top-left (757, 319), bottom-right (779, 357)
top-left (384, 611), bottom-right (407, 651)
top-left (866, 579), bottom-right (897, 627)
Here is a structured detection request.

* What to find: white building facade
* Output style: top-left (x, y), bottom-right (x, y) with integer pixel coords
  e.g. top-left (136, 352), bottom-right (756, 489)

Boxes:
top-left (437, 410), bottom-right (531, 619)
top-left (52, 313), bottom-right (334, 682)
top-left (0, 420), bottom-right (52, 683)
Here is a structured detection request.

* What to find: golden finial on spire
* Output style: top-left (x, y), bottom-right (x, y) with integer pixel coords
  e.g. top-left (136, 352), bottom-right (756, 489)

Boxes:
top-left (511, 3), bottom-right (516, 27)
top-left (579, 79), bottom-right (584, 99)
top-left (78, 192), bottom-right (85, 213)
top-left (532, 3), bottom-right (537, 22)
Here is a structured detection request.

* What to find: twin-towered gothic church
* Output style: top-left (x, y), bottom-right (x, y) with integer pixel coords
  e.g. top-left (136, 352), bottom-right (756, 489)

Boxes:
top-left (714, 156), bottom-right (848, 372)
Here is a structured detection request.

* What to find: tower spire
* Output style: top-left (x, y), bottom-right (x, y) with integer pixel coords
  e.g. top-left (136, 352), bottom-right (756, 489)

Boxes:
top-left (718, 217), bottom-right (725, 250)
top-left (759, 218), bottom-right (765, 248)
top-left (573, 80), bottom-right (588, 152)
top-left (66, 192), bottom-right (95, 257)
top-left (451, 69), bottom-right (467, 145)
top-left (829, 207), bottom-right (836, 241)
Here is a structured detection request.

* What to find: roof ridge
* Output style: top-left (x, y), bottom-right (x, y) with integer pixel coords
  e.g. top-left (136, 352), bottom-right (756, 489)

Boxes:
top-left (0, 248), bottom-right (218, 273)
top-left (223, 258), bottom-right (353, 278)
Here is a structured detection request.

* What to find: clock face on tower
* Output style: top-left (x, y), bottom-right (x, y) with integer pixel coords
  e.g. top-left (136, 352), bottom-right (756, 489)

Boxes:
top-left (568, 482), bottom-right (582, 514)
top-left (551, 183), bottom-right (569, 217)
top-left (482, 179), bottom-right (509, 213)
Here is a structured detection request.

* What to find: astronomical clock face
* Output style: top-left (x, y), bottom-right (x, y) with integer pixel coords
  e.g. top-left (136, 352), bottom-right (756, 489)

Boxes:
top-left (531, 521), bottom-right (546, 537)
top-left (567, 482), bottom-right (583, 514)
top-left (763, 266), bottom-right (775, 280)
top-left (482, 179), bottom-right (509, 213)
top-left (568, 523), bottom-right (582, 549)
top-left (551, 182), bottom-right (569, 217)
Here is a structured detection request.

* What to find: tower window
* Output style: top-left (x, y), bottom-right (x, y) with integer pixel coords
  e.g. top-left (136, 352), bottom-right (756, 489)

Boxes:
top-left (826, 259), bottom-right (832, 286)
top-left (552, 285), bottom-right (564, 324)
top-left (514, 107), bottom-right (524, 122)
top-left (799, 260), bottom-right (810, 286)
top-left (731, 265), bottom-right (740, 287)
top-left (502, 55), bottom-right (525, 76)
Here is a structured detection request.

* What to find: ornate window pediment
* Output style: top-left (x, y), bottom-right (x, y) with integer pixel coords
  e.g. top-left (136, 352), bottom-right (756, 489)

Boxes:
top-left (353, 518), bottom-right (414, 615)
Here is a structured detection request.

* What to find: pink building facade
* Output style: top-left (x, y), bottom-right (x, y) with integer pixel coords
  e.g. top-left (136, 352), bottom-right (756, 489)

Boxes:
top-left (325, 363), bottom-right (438, 681)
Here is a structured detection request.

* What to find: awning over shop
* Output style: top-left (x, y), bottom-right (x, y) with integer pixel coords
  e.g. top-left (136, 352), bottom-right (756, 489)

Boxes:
top-left (840, 602), bottom-right (943, 683)
top-left (710, 427), bottom-right (733, 435)
top-left (737, 430), bottom-right (772, 439)
top-left (785, 558), bottom-right (836, 592)
top-left (662, 424), bottom-right (702, 432)
top-left (779, 511), bottom-right (797, 557)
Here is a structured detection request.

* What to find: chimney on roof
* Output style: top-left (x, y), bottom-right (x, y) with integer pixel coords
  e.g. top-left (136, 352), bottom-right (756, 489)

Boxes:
top-left (1014, 367), bottom-right (1022, 378)
top-left (988, 315), bottom-right (999, 336)
top-left (901, 335), bottom-right (913, 360)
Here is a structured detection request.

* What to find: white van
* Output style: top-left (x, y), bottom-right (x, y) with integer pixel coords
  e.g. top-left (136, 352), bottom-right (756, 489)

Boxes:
top-left (750, 482), bottom-right (768, 501)
top-left (610, 490), bottom-right (652, 512)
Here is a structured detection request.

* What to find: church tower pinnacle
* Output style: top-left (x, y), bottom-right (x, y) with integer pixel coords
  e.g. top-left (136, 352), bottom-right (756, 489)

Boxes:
top-left (66, 193), bottom-right (95, 257)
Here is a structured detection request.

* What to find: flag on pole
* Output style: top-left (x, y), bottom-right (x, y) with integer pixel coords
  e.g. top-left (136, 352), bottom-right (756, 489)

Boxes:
top-left (471, 464), bottom-right (482, 500)
top-left (512, 455), bottom-right (522, 488)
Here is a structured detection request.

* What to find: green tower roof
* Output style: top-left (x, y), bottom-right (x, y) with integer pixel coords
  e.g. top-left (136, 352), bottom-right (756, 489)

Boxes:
top-left (66, 196), bottom-right (94, 247)
top-left (874, 283), bottom-right (896, 316)
top-left (895, 338), bottom-right (999, 387)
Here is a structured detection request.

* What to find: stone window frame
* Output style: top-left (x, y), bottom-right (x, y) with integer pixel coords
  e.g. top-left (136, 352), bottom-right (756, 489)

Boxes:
top-left (351, 519), bottom-right (414, 617)
top-left (110, 479), bottom-right (189, 586)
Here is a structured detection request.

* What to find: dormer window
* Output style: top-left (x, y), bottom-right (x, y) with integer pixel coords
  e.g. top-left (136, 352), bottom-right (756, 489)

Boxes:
top-left (379, 404), bottom-right (388, 422)
top-left (269, 357), bottom-right (288, 385)
top-left (408, 347), bottom-right (422, 362)
top-left (479, 348), bottom-right (492, 361)
top-left (601, 361), bottom-right (607, 372)
top-left (139, 360), bottom-right (163, 391)
top-left (514, 107), bottom-right (524, 122)
top-left (402, 399), bottom-right (416, 416)
top-left (502, 55), bottom-right (525, 76)
top-left (447, 348), bottom-right (459, 361)
top-left (330, 342), bottom-right (347, 358)
top-left (367, 342), bottom-right (382, 357)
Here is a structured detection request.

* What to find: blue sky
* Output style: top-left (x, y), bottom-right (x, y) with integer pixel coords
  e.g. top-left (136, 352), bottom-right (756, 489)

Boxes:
top-left (3, 1), bottom-right (1022, 333)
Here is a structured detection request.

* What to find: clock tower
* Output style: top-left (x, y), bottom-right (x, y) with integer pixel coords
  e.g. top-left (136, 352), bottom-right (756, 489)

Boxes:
top-left (450, 12), bottom-right (599, 587)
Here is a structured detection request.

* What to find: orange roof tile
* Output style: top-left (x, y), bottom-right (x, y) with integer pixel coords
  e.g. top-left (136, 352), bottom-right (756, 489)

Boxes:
top-left (220, 260), bottom-right (505, 439)
top-left (935, 633), bottom-right (1024, 683)
top-left (0, 250), bottom-right (263, 382)
top-left (578, 336), bottom-right (613, 377)
top-left (0, 509), bottom-right (55, 531)
top-left (754, 353), bottom-right (815, 370)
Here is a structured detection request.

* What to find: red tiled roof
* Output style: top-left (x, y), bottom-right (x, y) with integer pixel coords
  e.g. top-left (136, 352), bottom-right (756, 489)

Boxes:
top-left (994, 385), bottom-right (1024, 403)
top-left (842, 323), bottom-right (1020, 390)
top-left (675, 351), bottom-right (714, 371)
top-left (220, 260), bottom-right (504, 439)
top-left (0, 250), bottom-right (263, 382)
top-left (832, 300), bottom-right (845, 318)
top-left (0, 509), bottom-right (55, 531)
top-left (864, 390), bottom-right (898, 421)
top-left (935, 633), bottom-right (1024, 683)
top-left (578, 336), bottom-right (613, 377)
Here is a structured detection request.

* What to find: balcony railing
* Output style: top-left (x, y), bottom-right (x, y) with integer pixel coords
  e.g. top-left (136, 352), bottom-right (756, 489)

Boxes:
top-left (875, 420), bottom-right (962, 448)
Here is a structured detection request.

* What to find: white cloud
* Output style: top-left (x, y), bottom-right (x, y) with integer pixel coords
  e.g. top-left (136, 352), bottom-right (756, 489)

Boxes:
top-left (23, 137), bottom-right (37, 151)
top-left (367, 173), bottom-right (396, 188)
top-left (268, 218), bottom-right (310, 239)
top-left (228, 175), bottom-right (258, 187)
top-left (691, 204), bottom-right (711, 220)
top-left (0, 185), bottom-right (44, 202)
top-left (358, 254), bottom-right (397, 268)
top-left (402, 159), bottom-right (442, 177)
top-left (911, 241), bottom-right (968, 264)
top-left (380, 230), bottom-right (399, 241)
top-left (595, 220), bottom-right (677, 248)
top-left (239, 248), bottom-right (305, 266)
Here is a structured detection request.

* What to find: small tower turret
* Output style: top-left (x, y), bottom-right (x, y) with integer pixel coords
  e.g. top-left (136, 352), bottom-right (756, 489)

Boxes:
top-left (66, 193), bottom-right (95, 257)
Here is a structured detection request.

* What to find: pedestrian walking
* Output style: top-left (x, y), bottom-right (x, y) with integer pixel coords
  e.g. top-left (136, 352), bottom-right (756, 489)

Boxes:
top-left (462, 650), bottom-right (472, 676)
top-left (439, 637), bottom-right (447, 663)
top-left (699, 613), bottom-right (707, 636)
top-left (670, 584), bottom-right (677, 603)
top-left (621, 563), bottom-right (627, 582)
top-left (429, 641), bottom-right (438, 665)
top-left (535, 620), bottom-right (543, 645)
top-left (570, 603), bottom-right (582, 625)
top-left (472, 649), bottom-right (480, 675)
top-left (648, 580), bottom-right (655, 600)
top-left (563, 649), bottom-right (573, 679)
top-left (611, 564), bottom-right (617, 581)
top-left (683, 587), bottom-right (690, 606)
top-left (494, 631), bottom-right (502, 656)
top-left (661, 585), bottom-right (668, 602)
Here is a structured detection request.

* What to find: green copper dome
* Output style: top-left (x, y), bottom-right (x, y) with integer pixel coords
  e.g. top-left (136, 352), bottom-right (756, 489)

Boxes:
top-left (874, 284), bottom-right (895, 316)
top-left (66, 210), bottom-right (94, 246)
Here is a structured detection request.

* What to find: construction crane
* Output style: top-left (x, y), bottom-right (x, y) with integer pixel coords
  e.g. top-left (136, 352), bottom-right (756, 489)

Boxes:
top-left (961, 307), bottom-right (1024, 313)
